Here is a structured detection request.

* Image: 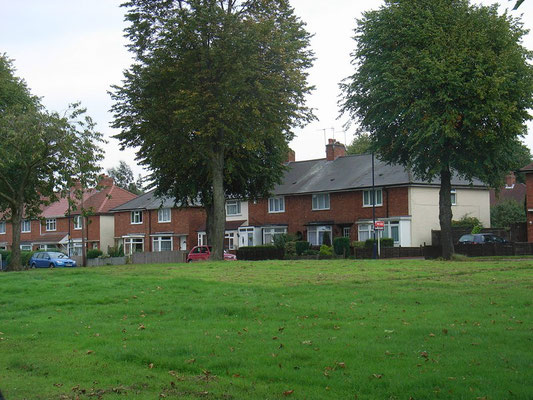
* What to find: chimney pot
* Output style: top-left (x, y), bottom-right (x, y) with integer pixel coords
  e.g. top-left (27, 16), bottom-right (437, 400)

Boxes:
top-left (325, 138), bottom-right (346, 161)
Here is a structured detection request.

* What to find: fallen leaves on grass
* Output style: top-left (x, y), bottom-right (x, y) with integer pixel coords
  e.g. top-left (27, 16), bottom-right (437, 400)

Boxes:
top-left (138, 324), bottom-right (146, 330)
top-left (283, 389), bottom-right (294, 396)
top-left (87, 350), bottom-right (94, 355)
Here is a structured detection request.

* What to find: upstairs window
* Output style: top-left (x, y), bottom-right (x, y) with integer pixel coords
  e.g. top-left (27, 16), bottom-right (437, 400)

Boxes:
top-left (226, 200), bottom-right (241, 216)
top-left (131, 211), bottom-right (143, 224)
top-left (46, 218), bottom-right (56, 232)
top-left (0, 221), bottom-right (5, 234)
top-left (21, 220), bottom-right (31, 233)
top-left (451, 189), bottom-right (457, 205)
top-left (363, 189), bottom-right (383, 207)
top-left (73, 215), bottom-right (82, 230)
top-left (312, 193), bottom-right (330, 210)
top-left (158, 208), bottom-right (171, 223)
top-left (268, 197), bottom-right (285, 213)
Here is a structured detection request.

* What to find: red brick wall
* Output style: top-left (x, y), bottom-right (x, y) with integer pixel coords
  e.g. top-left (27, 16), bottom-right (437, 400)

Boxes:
top-left (249, 187), bottom-right (409, 242)
top-left (114, 207), bottom-right (206, 250)
top-left (526, 173), bottom-right (533, 242)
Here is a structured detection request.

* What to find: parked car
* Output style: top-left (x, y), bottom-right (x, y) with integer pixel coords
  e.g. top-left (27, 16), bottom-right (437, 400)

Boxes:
top-left (29, 251), bottom-right (77, 268)
top-left (458, 233), bottom-right (509, 245)
top-left (186, 246), bottom-right (237, 262)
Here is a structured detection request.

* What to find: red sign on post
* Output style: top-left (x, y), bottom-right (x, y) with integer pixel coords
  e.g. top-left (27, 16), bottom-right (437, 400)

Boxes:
top-left (374, 221), bottom-right (385, 230)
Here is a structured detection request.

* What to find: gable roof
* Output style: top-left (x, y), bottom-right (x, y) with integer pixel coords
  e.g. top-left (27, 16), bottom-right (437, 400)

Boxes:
top-left (274, 153), bottom-right (486, 195)
top-left (110, 190), bottom-right (202, 212)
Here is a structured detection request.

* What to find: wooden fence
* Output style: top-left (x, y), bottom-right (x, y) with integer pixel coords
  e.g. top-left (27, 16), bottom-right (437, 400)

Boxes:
top-left (131, 251), bottom-right (186, 264)
top-left (425, 242), bottom-right (533, 258)
top-left (353, 246), bottom-right (424, 259)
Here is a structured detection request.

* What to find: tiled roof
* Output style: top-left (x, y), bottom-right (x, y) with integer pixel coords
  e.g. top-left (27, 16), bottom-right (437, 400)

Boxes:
top-left (110, 190), bottom-right (201, 212)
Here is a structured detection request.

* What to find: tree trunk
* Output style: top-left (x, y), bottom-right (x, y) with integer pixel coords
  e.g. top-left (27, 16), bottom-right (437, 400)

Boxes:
top-left (205, 200), bottom-right (215, 246)
top-left (8, 205), bottom-right (23, 271)
top-left (210, 149), bottom-right (225, 260)
top-left (439, 167), bottom-right (454, 260)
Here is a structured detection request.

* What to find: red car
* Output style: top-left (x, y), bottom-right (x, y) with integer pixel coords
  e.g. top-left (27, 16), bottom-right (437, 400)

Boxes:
top-left (186, 245), bottom-right (237, 262)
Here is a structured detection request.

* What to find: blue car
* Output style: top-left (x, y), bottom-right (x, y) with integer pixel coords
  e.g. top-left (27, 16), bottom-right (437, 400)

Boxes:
top-left (29, 251), bottom-right (77, 268)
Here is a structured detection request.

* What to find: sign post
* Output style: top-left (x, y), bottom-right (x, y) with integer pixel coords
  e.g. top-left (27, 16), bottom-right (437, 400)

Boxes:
top-left (374, 221), bottom-right (385, 257)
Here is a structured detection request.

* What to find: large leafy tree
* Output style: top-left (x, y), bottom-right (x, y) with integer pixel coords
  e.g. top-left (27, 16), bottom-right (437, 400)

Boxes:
top-left (346, 133), bottom-right (372, 155)
top-left (111, 0), bottom-right (314, 259)
top-left (0, 55), bottom-right (104, 270)
top-left (340, 0), bottom-right (533, 259)
top-left (107, 161), bottom-right (144, 195)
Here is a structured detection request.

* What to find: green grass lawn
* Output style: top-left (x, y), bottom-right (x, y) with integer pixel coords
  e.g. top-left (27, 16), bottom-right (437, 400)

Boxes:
top-left (0, 260), bottom-right (532, 399)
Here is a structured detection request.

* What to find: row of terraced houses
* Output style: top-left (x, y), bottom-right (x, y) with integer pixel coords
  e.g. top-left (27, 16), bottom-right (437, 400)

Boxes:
top-left (1, 140), bottom-right (495, 255)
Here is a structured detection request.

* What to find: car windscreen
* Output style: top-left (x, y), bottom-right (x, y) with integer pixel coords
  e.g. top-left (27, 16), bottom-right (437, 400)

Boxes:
top-left (49, 252), bottom-right (67, 259)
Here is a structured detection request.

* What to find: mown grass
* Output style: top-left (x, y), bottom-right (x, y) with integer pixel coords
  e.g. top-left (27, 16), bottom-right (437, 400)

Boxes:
top-left (0, 259), bottom-right (532, 399)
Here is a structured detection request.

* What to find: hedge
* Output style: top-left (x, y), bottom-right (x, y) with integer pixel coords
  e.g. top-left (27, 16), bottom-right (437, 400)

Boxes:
top-left (365, 238), bottom-right (394, 248)
top-left (295, 241), bottom-right (310, 256)
top-left (333, 237), bottom-right (350, 257)
top-left (87, 249), bottom-right (103, 259)
top-left (236, 246), bottom-right (284, 260)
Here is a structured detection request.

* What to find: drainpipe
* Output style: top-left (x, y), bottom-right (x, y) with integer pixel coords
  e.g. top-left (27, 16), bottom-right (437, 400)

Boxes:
top-left (148, 210), bottom-right (152, 252)
top-left (372, 152), bottom-right (377, 259)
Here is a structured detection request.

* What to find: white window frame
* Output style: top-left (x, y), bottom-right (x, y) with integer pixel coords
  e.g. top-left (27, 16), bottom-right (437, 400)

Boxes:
top-left (45, 218), bottom-right (56, 232)
top-left (268, 197), bottom-right (285, 213)
top-left (312, 193), bottom-right (330, 210)
top-left (226, 200), bottom-right (241, 216)
top-left (158, 208), bottom-right (171, 223)
top-left (124, 237), bottom-right (144, 255)
top-left (363, 189), bottom-right (383, 207)
top-left (21, 220), bottom-right (31, 233)
top-left (307, 225), bottom-right (332, 246)
top-left (20, 244), bottom-right (32, 251)
top-left (358, 224), bottom-right (373, 242)
top-left (263, 227), bottom-right (287, 245)
top-left (153, 236), bottom-right (173, 252)
top-left (198, 232), bottom-right (207, 246)
top-left (225, 232), bottom-right (236, 250)
top-left (73, 215), bottom-right (82, 230)
top-left (451, 189), bottom-right (457, 206)
top-left (131, 211), bottom-right (143, 224)
top-left (0, 221), bottom-right (5, 234)
top-left (68, 242), bottom-right (83, 257)
top-left (343, 227), bottom-right (351, 238)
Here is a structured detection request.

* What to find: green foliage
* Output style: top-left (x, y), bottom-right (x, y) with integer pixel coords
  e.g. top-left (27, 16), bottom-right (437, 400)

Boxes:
top-left (272, 234), bottom-right (297, 250)
top-left (86, 249), bottom-right (103, 259)
top-left (0, 55), bottom-right (104, 270)
top-left (319, 245), bottom-right (333, 257)
top-left (107, 245), bottom-right (125, 258)
top-left (284, 241), bottom-right (296, 256)
top-left (236, 246), bottom-right (284, 261)
top-left (471, 225), bottom-right (482, 234)
top-left (303, 249), bottom-right (319, 256)
top-left (333, 237), bottom-right (351, 257)
top-left (340, 0), bottom-right (533, 258)
top-left (491, 199), bottom-right (526, 228)
top-left (107, 161), bottom-right (143, 195)
top-left (352, 241), bottom-right (366, 249)
top-left (452, 215), bottom-right (483, 231)
top-left (112, 0), bottom-right (315, 259)
top-left (295, 241), bottom-right (310, 256)
top-left (365, 238), bottom-right (394, 248)
top-left (346, 133), bottom-right (372, 155)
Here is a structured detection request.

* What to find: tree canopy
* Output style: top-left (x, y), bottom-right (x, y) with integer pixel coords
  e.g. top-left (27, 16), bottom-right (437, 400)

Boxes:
top-left (111, 0), bottom-right (314, 259)
top-left (340, 0), bottom-right (533, 259)
top-left (0, 55), bottom-right (104, 270)
top-left (346, 133), bottom-right (372, 155)
top-left (107, 161), bottom-right (144, 195)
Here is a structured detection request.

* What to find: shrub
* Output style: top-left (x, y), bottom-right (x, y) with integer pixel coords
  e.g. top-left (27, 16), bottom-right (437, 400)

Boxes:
top-left (333, 237), bottom-right (351, 257)
top-left (452, 214), bottom-right (483, 230)
top-left (490, 199), bottom-right (526, 228)
top-left (272, 233), bottom-right (297, 250)
top-left (352, 241), bottom-right (366, 249)
top-left (471, 224), bottom-right (482, 234)
top-left (285, 241), bottom-right (297, 256)
top-left (319, 245), bottom-right (333, 257)
top-left (87, 249), bottom-right (103, 259)
top-left (236, 246), bottom-right (284, 260)
top-left (303, 249), bottom-right (319, 256)
top-left (295, 241), bottom-right (310, 256)
top-left (108, 245), bottom-right (124, 257)
top-left (20, 251), bottom-right (34, 267)
top-left (365, 238), bottom-right (394, 248)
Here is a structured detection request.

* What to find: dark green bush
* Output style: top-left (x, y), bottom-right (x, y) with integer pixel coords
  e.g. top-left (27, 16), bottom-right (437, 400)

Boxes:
top-left (322, 232), bottom-right (332, 247)
top-left (333, 237), bottom-right (351, 257)
top-left (352, 241), bottom-right (366, 249)
top-left (452, 215), bottom-right (483, 230)
top-left (87, 249), bottom-right (103, 259)
top-left (285, 241), bottom-right (296, 256)
top-left (365, 238), bottom-right (394, 248)
top-left (303, 249), bottom-right (319, 256)
top-left (236, 246), bottom-right (284, 260)
top-left (295, 241), bottom-right (310, 256)
top-left (108, 245), bottom-right (124, 257)
top-left (319, 245), bottom-right (333, 257)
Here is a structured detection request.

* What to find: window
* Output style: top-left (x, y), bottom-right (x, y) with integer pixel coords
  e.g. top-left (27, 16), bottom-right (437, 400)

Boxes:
top-left (198, 233), bottom-right (207, 246)
top-left (268, 197), bottom-right (285, 213)
top-left (382, 221), bottom-right (400, 244)
top-left (158, 208), bottom-right (171, 223)
top-left (263, 227), bottom-right (287, 245)
top-left (0, 221), bottom-right (5, 234)
top-left (363, 189), bottom-right (383, 207)
top-left (358, 224), bottom-right (373, 242)
top-left (451, 189), bottom-right (457, 206)
top-left (240, 227), bottom-right (255, 247)
top-left (46, 218), bottom-right (56, 232)
top-left (153, 236), bottom-right (172, 252)
top-left (68, 242), bottom-right (82, 257)
top-left (73, 215), bottom-right (82, 230)
top-left (307, 225), bottom-right (332, 246)
top-left (225, 232), bottom-right (236, 250)
top-left (124, 237), bottom-right (144, 255)
top-left (21, 220), bottom-right (31, 233)
top-left (343, 227), bottom-right (351, 238)
top-left (131, 211), bottom-right (143, 224)
top-left (312, 193), bottom-right (330, 210)
top-left (226, 200), bottom-right (241, 216)
top-left (20, 245), bottom-right (32, 251)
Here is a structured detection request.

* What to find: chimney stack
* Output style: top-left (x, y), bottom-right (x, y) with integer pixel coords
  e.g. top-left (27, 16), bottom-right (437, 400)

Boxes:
top-left (99, 174), bottom-right (114, 189)
top-left (286, 148), bottom-right (296, 163)
top-left (505, 172), bottom-right (516, 188)
top-left (326, 138), bottom-right (346, 161)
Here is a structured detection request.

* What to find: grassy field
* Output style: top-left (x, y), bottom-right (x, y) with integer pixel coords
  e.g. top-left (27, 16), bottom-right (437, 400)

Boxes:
top-left (0, 259), bottom-right (532, 399)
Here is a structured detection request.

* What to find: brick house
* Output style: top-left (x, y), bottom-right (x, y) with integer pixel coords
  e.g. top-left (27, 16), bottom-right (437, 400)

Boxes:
top-left (520, 163), bottom-right (533, 241)
top-left (0, 176), bottom-right (137, 254)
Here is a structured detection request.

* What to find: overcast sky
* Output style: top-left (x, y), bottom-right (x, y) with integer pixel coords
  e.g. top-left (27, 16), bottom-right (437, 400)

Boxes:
top-left (1, 0), bottom-right (532, 177)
